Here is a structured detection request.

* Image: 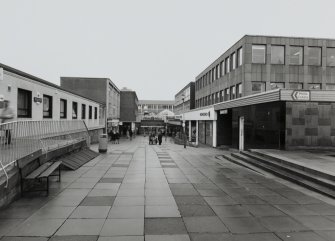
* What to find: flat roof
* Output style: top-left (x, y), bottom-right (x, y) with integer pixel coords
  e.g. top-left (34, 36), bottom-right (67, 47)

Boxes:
top-left (0, 63), bottom-right (103, 105)
top-left (139, 100), bottom-right (175, 105)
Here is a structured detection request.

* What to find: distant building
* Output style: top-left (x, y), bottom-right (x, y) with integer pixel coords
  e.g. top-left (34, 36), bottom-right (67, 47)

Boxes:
top-left (120, 88), bottom-right (138, 135)
top-left (60, 77), bottom-right (120, 131)
top-left (138, 100), bottom-right (175, 121)
top-left (174, 82), bottom-right (195, 115)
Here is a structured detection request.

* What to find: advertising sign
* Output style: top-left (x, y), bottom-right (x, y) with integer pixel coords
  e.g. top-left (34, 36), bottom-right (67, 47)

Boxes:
top-left (292, 91), bottom-right (310, 101)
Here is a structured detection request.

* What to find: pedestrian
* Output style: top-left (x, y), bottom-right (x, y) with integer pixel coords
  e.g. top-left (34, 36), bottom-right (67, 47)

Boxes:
top-left (115, 131), bottom-right (120, 144)
top-left (111, 130), bottom-right (116, 143)
top-left (0, 100), bottom-right (15, 145)
top-left (158, 131), bottom-right (163, 145)
top-left (126, 129), bottom-right (130, 139)
top-left (129, 129), bottom-right (133, 141)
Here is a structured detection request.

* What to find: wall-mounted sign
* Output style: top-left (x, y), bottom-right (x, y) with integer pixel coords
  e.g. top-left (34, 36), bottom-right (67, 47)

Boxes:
top-left (0, 68), bottom-right (3, 81)
top-left (34, 97), bottom-right (43, 103)
top-left (220, 109), bottom-right (228, 115)
top-left (200, 111), bottom-right (210, 117)
top-left (292, 91), bottom-right (310, 101)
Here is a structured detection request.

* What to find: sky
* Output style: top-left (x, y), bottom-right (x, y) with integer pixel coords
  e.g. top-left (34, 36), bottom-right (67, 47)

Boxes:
top-left (1, 0), bottom-right (335, 100)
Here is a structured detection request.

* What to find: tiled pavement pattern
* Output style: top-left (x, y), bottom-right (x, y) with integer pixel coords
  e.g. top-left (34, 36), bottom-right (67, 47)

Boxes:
top-left (1, 137), bottom-right (335, 240)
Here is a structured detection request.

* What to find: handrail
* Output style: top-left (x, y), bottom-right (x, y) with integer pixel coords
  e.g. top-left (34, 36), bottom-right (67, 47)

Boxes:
top-left (0, 120), bottom-right (90, 184)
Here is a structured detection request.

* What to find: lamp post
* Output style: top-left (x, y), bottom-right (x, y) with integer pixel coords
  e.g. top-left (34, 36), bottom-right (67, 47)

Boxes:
top-left (182, 94), bottom-right (186, 149)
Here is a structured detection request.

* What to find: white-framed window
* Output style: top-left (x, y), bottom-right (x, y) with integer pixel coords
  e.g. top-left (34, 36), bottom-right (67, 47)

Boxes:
top-left (252, 45), bottom-right (266, 64)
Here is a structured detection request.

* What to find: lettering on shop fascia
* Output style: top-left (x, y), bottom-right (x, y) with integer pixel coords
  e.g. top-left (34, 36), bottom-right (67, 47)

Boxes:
top-left (200, 111), bottom-right (211, 117)
top-left (292, 90), bottom-right (310, 101)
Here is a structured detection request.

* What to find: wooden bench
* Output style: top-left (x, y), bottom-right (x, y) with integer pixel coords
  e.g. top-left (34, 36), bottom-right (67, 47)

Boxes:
top-left (17, 150), bottom-right (62, 196)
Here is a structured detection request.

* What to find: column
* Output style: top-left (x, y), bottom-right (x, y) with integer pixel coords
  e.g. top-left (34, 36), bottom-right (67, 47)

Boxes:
top-left (213, 120), bottom-right (217, 147)
top-left (196, 120), bottom-right (199, 146)
top-left (188, 121), bottom-right (192, 142)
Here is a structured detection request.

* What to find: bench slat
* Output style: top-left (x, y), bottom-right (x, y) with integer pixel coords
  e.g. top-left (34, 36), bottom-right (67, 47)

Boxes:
top-left (25, 162), bottom-right (52, 179)
top-left (39, 161), bottom-right (62, 178)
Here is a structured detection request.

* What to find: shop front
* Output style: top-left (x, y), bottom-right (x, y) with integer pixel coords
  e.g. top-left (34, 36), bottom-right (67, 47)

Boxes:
top-left (183, 107), bottom-right (217, 147)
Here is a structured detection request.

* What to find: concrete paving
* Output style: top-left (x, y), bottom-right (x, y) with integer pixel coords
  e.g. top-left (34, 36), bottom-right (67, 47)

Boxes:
top-left (1, 137), bottom-right (335, 240)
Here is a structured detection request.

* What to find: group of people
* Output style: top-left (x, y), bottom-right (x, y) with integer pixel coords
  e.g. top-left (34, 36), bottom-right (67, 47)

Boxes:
top-left (149, 131), bottom-right (163, 145)
top-left (108, 130), bottom-right (120, 144)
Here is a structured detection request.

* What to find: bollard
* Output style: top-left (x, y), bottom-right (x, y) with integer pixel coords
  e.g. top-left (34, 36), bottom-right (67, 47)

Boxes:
top-left (98, 134), bottom-right (108, 153)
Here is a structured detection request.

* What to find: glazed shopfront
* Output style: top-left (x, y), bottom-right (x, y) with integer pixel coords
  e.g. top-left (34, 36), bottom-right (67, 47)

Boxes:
top-left (183, 107), bottom-right (217, 147)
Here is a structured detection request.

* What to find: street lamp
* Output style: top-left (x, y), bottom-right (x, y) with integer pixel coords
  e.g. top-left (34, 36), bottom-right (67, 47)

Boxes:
top-left (181, 94), bottom-right (186, 149)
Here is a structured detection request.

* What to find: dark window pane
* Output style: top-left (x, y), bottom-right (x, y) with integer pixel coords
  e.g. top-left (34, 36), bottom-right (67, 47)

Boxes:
top-left (271, 45), bottom-right (285, 64)
top-left (72, 102), bottom-right (78, 119)
top-left (252, 82), bottom-right (265, 92)
top-left (43, 95), bottom-right (52, 118)
top-left (60, 99), bottom-right (67, 119)
top-left (270, 82), bottom-right (285, 90)
top-left (289, 83), bottom-right (303, 89)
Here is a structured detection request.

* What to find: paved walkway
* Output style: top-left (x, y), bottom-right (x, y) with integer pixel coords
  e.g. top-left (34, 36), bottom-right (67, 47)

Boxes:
top-left (1, 137), bottom-right (335, 241)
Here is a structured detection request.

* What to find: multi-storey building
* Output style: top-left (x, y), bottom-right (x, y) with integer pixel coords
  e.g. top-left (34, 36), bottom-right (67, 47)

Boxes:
top-left (183, 35), bottom-right (335, 149)
top-left (137, 100), bottom-right (175, 119)
top-left (120, 89), bottom-right (138, 135)
top-left (60, 77), bottom-right (120, 132)
top-left (174, 82), bottom-right (195, 115)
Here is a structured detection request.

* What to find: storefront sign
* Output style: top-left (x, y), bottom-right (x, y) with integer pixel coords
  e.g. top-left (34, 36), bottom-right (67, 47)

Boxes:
top-left (183, 107), bottom-right (216, 121)
top-left (292, 91), bottom-right (310, 101)
top-left (220, 109), bottom-right (228, 115)
top-left (34, 97), bottom-right (42, 103)
top-left (200, 111), bottom-right (210, 117)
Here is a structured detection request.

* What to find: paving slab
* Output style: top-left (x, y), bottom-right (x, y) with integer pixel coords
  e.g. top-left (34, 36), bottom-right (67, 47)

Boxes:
top-left (258, 216), bottom-right (309, 232)
top-left (189, 233), bottom-right (232, 241)
top-left (231, 233), bottom-right (282, 241)
top-left (178, 205), bottom-right (216, 217)
top-left (276, 231), bottom-right (327, 241)
top-left (80, 196), bottom-right (115, 206)
top-left (211, 205), bottom-right (251, 218)
top-left (145, 218), bottom-right (187, 235)
top-left (55, 219), bottom-right (105, 236)
top-left (49, 236), bottom-right (99, 241)
top-left (183, 216), bottom-right (228, 233)
top-left (97, 237), bottom-right (144, 241)
top-left (70, 206), bottom-right (110, 218)
top-left (108, 206), bottom-right (144, 218)
top-left (145, 235), bottom-right (190, 241)
top-left (145, 205), bottom-right (180, 218)
top-left (220, 217), bottom-right (268, 234)
top-left (0, 238), bottom-right (49, 241)
top-left (100, 219), bottom-right (144, 236)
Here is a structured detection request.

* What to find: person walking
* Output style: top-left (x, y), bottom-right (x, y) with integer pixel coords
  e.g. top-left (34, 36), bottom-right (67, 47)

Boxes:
top-left (158, 131), bottom-right (163, 145)
top-left (129, 129), bottom-right (133, 141)
top-left (0, 100), bottom-right (14, 145)
top-left (115, 131), bottom-right (120, 144)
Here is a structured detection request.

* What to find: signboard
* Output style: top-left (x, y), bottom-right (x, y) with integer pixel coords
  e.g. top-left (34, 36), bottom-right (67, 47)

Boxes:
top-left (34, 97), bottom-right (42, 103)
top-left (0, 68), bottom-right (3, 81)
top-left (183, 107), bottom-right (216, 121)
top-left (220, 109), bottom-right (228, 115)
top-left (292, 91), bottom-right (310, 101)
top-left (200, 111), bottom-right (211, 117)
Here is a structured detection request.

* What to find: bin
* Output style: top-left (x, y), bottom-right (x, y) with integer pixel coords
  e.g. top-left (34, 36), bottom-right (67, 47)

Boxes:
top-left (98, 134), bottom-right (108, 153)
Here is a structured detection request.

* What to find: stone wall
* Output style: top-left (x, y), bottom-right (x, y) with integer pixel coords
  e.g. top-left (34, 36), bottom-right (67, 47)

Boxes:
top-left (286, 101), bottom-right (335, 148)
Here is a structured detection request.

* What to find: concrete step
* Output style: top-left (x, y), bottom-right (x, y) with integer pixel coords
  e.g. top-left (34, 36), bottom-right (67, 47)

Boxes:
top-left (220, 154), bottom-right (265, 176)
top-left (230, 152), bottom-right (335, 199)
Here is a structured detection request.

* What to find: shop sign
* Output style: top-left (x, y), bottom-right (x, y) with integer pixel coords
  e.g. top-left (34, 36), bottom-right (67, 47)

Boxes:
top-left (292, 91), bottom-right (310, 101)
top-left (200, 111), bottom-right (210, 117)
top-left (34, 97), bottom-right (42, 103)
top-left (119, 122), bottom-right (123, 125)
top-left (220, 109), bottom-right (228, 115)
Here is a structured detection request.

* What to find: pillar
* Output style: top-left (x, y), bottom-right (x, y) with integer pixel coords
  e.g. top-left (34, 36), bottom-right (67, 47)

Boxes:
top-left (196, 120), bottom-right (199, 146)
top-left (188, 121), bottom-right (192, 142)
top-left (213, 120), bottom-right (217, 147)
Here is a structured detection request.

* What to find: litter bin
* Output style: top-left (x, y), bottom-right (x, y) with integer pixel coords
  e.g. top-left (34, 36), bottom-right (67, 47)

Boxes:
top-left (99, 134), bottom-right (108, 153)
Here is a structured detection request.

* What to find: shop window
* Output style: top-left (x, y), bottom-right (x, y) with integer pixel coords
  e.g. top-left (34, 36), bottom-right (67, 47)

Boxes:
top-left (308, 83), bottom-right (321, 90)
top-left (326, 84), bottom-right (335, 90)
top-left (271, 45), bottom-right (285, 64)
top-left (94, 107), bottom-right (98, 119)
top-left (288, 83), bottom-right (303, 89)
top-left (43, 95), bottom-right (53, 118)
top-left (81, 104), bottom-right (86, 120)
top-left (225, 57), bottom-right (230, 74)
top-left (60, 99), bottom-right (67, 119)
top-left (270, 82), bottom-right (285, 90)
top-left (237, 83), bottom-right (243, 98)
top-left (327, 48), bottom-right (335, 66)
top-left (17, 88), bottom-right (32, 118)
top-left (307, 47), bottom-right (321, 66)
top-left (237, 47), bottom-right (243, 66)
top-left (230, 86), bottom-right (236, 99)
top-left (251, 82), bottom-right (265, 93)
top-left (231, 52), bottom-right (236, 70)
top-left (72, 102), bottom-right (78, 119)
top-left (252, 45), bottom-right (266, 64)
top-left (289, 46), bottom-right (303, 65)
top-left (89, 106), bottom-right (92, 119)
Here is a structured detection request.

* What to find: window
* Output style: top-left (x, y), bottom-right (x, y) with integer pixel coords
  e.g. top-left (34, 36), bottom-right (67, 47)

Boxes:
top-left (43, 95), bottom-right (53, 118)
top-left (225, 57), bottom-right (230, 74)
top-left (308, 83), bottom-right (321, 90)
top-left (326, 84), bottom-right (335, 90)
top-left (221, 61), bottom-right (225, 76)
top-left (208, 70), bottom-right (212, 83)
top-left (216, 92), bottom-right (220, 103)
top-left (231, 52), bottom-right (236, 70)
top-left (94, 107), bottom-right (98, 119)
top-left (289, 46), bottom-right (303, 65)
top-left (224, 88), bottom-right (230, 101)
top-left (17, 88), bottom-right (32, 118)
top-left (271, 45), bottom-right (285, 64)
top-left (60, 99), bottom-right (67, 119)
top-left (89, 106), bottom-right (92, 119)
top-left (270, 82), bottom-right (285, 90)
top-left (307, 47), bottom-right (321, 66)
top-left (289, 83), bottom-right (303, 89)
top-left (237, 47), bottom-right (243, 66)
top-left (212, 68), bottom-right (215, 82)
top-left (72, 102), bottom-right (78, 119)
top-left (212, 93), bottom-right (215, 104)
top-left (230, 86), bottom-right (236, 99)
top-left (327, 48), bottom-right (335, 66)
top-left (220, 90), bottom-right (224, 102)
top-left (251, 82), bottom-right (266, 92)
top-left (216, 65), bottom-right (219, 79)
top-left (82, 104), bottom-right (86, 119)
top-left (237, 83), bottom-right (242, 98)
top-left (252, 45), bottom-right (266, 64)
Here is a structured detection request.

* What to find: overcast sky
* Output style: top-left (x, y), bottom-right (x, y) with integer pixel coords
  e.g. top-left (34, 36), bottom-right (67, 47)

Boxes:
top-left (1, 0), bottom-right (334, 100)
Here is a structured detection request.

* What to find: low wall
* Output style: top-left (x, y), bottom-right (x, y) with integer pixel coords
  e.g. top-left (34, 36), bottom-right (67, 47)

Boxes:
top-left (88, 127), bottom-right (104, 144)
top-left (0, 140), bottom-right (88, 209)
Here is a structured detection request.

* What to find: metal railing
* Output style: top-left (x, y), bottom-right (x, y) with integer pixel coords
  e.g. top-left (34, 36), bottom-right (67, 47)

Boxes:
top-left (0, 120), bottom-right (89, 183)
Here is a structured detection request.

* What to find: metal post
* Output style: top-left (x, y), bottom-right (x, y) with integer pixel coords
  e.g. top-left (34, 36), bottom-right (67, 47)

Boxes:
top-left (182, 98), bottom-right (186, 149)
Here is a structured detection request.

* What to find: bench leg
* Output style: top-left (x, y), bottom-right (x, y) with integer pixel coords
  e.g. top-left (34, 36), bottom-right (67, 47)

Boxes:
top-left (58, 165), bottom-right (61, 182)
top-left (46, 177), bottom-right (49, 196)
